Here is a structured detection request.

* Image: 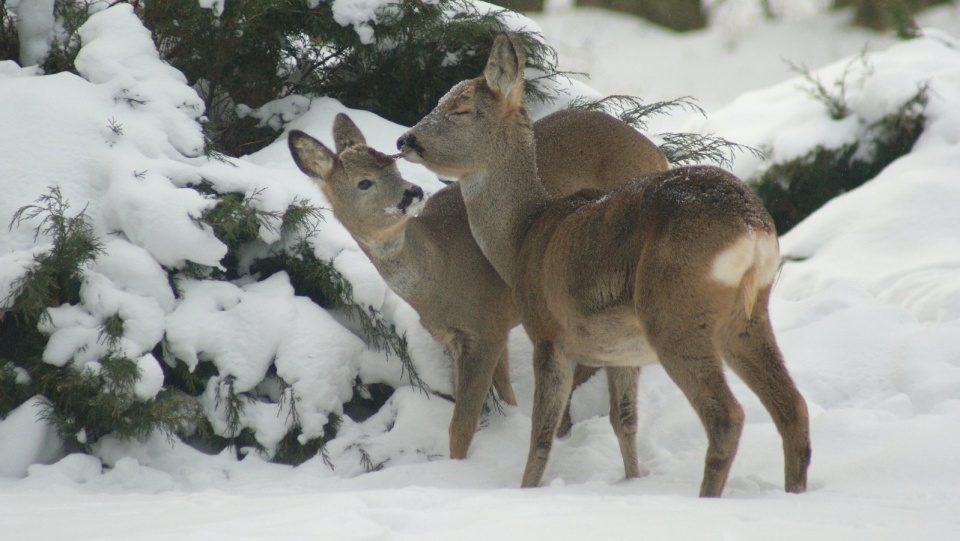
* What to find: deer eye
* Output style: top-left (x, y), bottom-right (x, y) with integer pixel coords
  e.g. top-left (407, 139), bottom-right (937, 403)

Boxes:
top-left (357, 179), bottom-right (373, 190)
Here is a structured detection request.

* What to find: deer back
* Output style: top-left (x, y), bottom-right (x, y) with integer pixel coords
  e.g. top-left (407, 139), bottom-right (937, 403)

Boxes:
top-left (534, 109), bottom-right (668, 197)
top-left (513, 165), bottom-right (779, 349)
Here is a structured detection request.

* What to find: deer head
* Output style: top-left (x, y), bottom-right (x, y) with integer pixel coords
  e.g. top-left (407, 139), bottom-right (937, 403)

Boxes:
top-left (397, 33), bottom-right (533, 183)
top-left (289, 114), bottom-right (425, 247)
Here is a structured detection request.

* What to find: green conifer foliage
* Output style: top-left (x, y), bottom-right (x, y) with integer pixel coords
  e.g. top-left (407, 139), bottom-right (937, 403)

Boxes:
top-left (568, 94), bottom-right (763, 168)
top-left (0, 362), bottom-right (31, 417)
top-left (42, 0), bottom-right (104, 74)
top-left (9, 1), bottom-right (560, 157)
top-left (137, 0), bottom-right (560, 156)
top-left (0, 0), bottom-right (18, 63)
top-left (5, 188), bottom-right (103, 323)
top-left (251, 240), bottom-right (427, 393)
top-left (750, 83), bottom-right (927, 233)
top-left (1, 188), bottom-right (204, 450)
top-left (153, 181), bottom-right (426, 464)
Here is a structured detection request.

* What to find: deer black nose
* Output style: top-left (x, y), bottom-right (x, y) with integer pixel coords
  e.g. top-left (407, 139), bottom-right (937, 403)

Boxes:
top-left (398, 184), bottom-right (425, 214)
top-left (397, 133), bottom-right (426, 162)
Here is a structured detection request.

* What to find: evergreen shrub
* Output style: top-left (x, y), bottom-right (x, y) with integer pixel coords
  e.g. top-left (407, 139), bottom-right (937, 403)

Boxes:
top-left (569, 94), bottom-right (763, 168)
top-left (5, 1), bottom-right (561, 157)
top-left (1, 188), bottom-right (204, 452)
top-left (750, 82), bottom-right (928, 234)
top-left (138, 0), bottom-right (560, 156)
top-left (0, 0), bottom-right (18, 63)
top-left (161, 183), bottom-right (424, 463)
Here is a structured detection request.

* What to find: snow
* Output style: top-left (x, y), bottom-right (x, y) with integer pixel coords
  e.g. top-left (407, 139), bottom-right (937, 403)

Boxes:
top-left (3, 1), bottom-right (960, 539)
top-left (164, 270), bottom-right (365, 445)
top-left (0, 397), bottom-right (64, 478)
top-left (11, 0), bottom-right (55, 67)
top-left (331, 0), bottom-right (400, 44)
top-left (197, 0), bottom-right (225, 18)
top-left (537, 0), bottom-right (960, 134)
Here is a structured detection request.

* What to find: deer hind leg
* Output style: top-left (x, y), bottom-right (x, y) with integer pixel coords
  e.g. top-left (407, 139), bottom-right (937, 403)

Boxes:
top-left (522, 340), bottom-right (574, 488)
top-left (653, 326), bottom-right (744, 497)
top-left (721, 305), bottom-right (811, 493)
top-left (491, 347), bottom-right (518, 406)
top-left (448, 335), bottom-right (505, 459)
top-left (557, 364), bottom-right (601, 438)
top-left (606, 366), bottom-right (644, 479)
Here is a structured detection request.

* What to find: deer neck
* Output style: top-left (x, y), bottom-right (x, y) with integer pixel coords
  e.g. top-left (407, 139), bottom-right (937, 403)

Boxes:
top-left (353, 219), bottom-right (431, 300)
top-left (458, 128), bottom-right (547, 287)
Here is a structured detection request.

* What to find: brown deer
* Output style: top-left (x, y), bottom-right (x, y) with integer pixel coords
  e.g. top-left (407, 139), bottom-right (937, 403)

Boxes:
top-left (397, 33), bottom-right (811, 496)
top-left (288, 109), bottom-right (668, 460)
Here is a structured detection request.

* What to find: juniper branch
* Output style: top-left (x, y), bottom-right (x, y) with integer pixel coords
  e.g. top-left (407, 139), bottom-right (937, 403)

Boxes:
top-left (568, 95), bottom-right (705, 132)
top-left (658, 132), bottom-right (764, 168)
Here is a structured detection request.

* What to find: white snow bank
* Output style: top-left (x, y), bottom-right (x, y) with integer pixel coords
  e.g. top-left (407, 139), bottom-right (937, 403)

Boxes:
top-left (0, 397), bottom-right (64, 477)
top-left (75, 4), bottom-right (205, 158)
top-left (328, 0), bottom-right (543, 47)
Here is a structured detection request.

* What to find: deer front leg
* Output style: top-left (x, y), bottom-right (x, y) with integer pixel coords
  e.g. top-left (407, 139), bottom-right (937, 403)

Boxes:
top-left (449, 335), bottom-right (504, 459)
top-left (521, 340), bottom-right (574, 488)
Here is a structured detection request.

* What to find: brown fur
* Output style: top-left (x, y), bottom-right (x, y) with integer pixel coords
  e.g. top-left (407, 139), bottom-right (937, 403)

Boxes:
top-left (288, 108), bottom-right (667, 460)
top-left (398, 33), bottom-right (811, 496)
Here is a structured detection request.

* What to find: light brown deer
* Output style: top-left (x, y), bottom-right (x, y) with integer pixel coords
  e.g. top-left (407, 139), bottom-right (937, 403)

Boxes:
top-left (397, 33), bottom-right (811, 496)
top-left (288, 109), bottom-right (668, 460)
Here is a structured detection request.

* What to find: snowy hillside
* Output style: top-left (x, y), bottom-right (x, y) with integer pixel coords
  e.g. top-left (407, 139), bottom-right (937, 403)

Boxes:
top-left (2, 1), bottom-right (960, 540)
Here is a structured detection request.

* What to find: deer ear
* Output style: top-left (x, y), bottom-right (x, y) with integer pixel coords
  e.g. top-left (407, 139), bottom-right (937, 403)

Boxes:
top-left (333, 113), bottom-right (367, 153)
top-left (288, 130), bottom-right (337, 181)
top-left (483, 33), bottom-right (525, 106)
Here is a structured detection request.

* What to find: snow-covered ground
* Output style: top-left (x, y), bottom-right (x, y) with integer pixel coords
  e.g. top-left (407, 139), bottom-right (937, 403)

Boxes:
top-left (3, 1), bottom-right (960, 539)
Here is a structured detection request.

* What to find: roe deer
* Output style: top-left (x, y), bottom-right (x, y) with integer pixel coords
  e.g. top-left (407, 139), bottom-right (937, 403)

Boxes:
top-left (288, 109), bottom-right (668, 460)
top-left (397, 33), bottom-right (811, 496)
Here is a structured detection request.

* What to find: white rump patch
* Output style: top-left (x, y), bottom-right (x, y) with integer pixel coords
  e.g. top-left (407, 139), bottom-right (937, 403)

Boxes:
top-left (710, 232), bottom-right (780, 287)
top-left (711, 234), bottom-right (756, 286)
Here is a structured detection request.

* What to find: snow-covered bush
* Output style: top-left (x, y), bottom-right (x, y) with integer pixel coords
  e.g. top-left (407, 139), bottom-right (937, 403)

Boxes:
top-left (691, 36), bottom-right (946, 234)
top-left (3, 0), bottom-right (561, 156)
top-left (0, 0), bottom-right (108, 73)
top-left (0, 1), bottom-right (19, 62)
top-left (750, 57), bottom-right (928, 232)
top-left (139, 0), bottom-right (560, 155)
top-left (0, 4), bottom-right (444, 469)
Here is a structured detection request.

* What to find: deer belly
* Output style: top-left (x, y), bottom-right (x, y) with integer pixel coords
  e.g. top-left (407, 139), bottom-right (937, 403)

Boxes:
top-left (567, 317), bottom-right (660, 367)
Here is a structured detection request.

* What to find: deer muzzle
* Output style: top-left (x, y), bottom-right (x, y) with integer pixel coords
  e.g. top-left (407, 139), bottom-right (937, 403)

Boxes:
top-left (398, 185), bottom-right (425, 215)
top-left (396, 133), bottom-right (425, 163)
